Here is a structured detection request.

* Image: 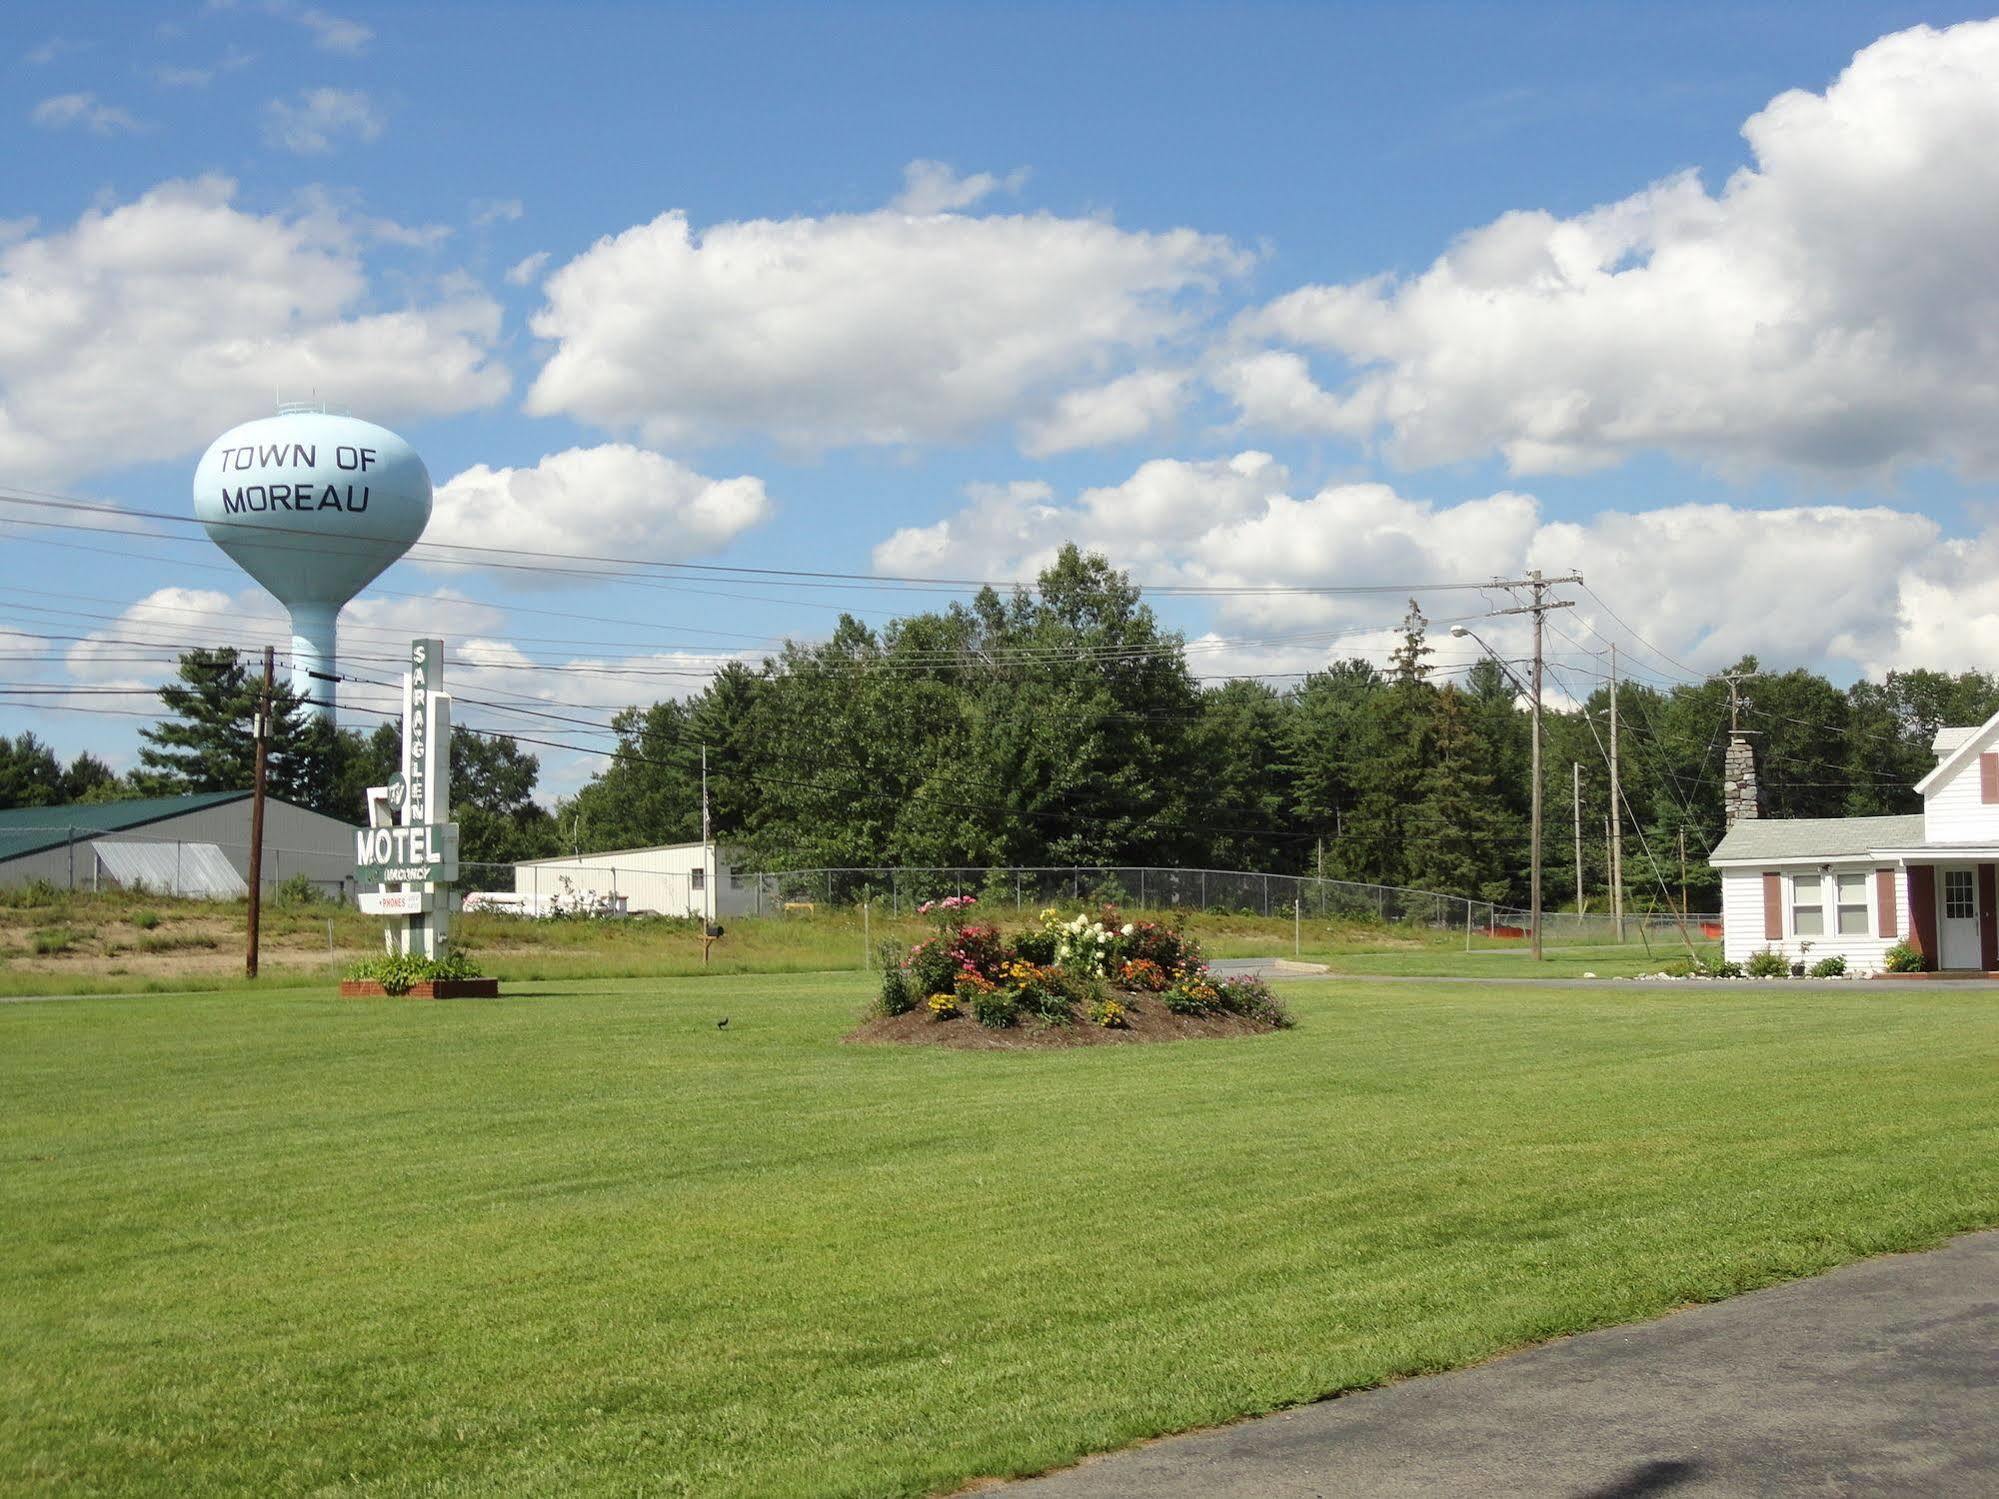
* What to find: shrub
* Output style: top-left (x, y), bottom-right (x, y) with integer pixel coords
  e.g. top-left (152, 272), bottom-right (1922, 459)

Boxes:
top-left (1117, 918), bottom-right (1201, 976)
top-left (345, 948), bottom-right (484, 995)
top-left (138, 931), bottom-right (219, 954)
top-left (1745, 948), bottom-right (1790, 978)
top-left (1163, 976), bottom-right (1220, 1015)
top-left (1883, 941), bottom-right (1927, 973)
top-left (130, 909), bottom-right (161, 931)
top-left (948, 922), bottom-right (1009, 982)
top-left (904, 935), bottom-right (958, 997)
top-left (875, 960), bottom-right (914, 1018)
top-left (31, 927), bottom-right (80, 956)
top-left (969, 986), bottom-right (1019, 1029)
top-left (1010, 929), bottom-right (1057, 966)
top-left (1211, 975), bottom-right (1294, 1027)
top-left (1712, 959), bottom-right (1745, 978)
top-left (275, 873), bottom-right (326, 907)
top-left (1044, 908), bottom-right (1117, 976)
top-left (1087, 996), bottom-right (1128, 1028)
top-left (2, 878), bottom-right (64, 910)
top-left (1809, 954), bottom-right (1847, 978)
top-left (1118, 957), bottom-right (1170, 992)
top-left (925, 992), bottom-right (960, 1020)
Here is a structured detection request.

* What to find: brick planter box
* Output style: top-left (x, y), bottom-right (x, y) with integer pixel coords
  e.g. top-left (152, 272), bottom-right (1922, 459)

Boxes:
top-left (338, 979), bottom-right (501, 999)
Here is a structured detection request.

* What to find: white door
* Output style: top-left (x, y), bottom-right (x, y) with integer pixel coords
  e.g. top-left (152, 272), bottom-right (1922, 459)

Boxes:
top-left (1938, 866), bottom-right (1980, 969)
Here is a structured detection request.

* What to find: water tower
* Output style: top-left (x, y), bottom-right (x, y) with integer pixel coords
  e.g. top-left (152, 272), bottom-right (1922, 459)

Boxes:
top-left (193, 409), bottom-right (432, 721)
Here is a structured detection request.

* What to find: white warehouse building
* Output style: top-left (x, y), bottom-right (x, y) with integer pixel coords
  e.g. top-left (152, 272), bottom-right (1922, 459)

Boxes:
top-left (506, 841), bottom-right (758, 919)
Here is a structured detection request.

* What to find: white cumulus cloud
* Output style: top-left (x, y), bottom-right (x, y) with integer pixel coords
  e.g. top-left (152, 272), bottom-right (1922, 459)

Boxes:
top-left (504, 250), bottom-right (550, 286)
top-left (32, 93), bottom-right (143, 135)
top-left (428, 445), bottom-right (772, 575)
top-left (263, 87), bottom-right (383, 154)
top-left (891, 159), bottom-right (1027, 215)
top-left (875, 450), bottom-right (1999, 680)
top-left (0, 176), bottom-right (509, 485)
top-left (1223, 19), bottom-right (1999, 479)
top-left (524, 168), bottom-right (1249, 452)
top-left (1021, 368), bottom-right (1191, 456)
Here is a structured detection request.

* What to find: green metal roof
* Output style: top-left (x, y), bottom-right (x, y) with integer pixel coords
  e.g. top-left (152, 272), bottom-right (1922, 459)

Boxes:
top-left (1709, 813), bottom-right (1926, 864)
top-left (0, 790), bottom-right (249, 865)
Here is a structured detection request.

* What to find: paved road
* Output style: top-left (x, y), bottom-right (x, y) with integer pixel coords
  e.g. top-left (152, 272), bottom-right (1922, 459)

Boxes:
top-left (1006, 1230), bottom-right (1998, 1497)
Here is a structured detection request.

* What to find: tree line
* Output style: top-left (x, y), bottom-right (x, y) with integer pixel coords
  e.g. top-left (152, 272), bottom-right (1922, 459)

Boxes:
top-left (6, 544), bottom-right (1993, 910)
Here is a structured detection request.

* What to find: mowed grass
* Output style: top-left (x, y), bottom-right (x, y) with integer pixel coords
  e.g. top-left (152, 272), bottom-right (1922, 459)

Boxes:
top-left (1323, 941), bottom-right (1724, 979)
top-left (2, 977), bottom-right (1993, 1497)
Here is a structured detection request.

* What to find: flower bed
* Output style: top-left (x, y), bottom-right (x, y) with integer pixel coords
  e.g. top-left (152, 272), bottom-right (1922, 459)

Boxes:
top-left (338, 978), bottom-right (501, 999)
top-left (341, 950), bottom-right (496, 999)
top-left (852, 905), bottom-right (1292, 1049)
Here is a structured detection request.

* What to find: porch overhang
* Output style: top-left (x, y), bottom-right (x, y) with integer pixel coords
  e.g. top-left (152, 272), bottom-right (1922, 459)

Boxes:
top-left (1868, 846), bottom-right (1999, 862)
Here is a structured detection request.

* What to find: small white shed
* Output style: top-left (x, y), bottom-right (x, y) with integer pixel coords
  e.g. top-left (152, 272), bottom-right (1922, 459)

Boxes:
top-left (509, 840), bottom-right (755, 919)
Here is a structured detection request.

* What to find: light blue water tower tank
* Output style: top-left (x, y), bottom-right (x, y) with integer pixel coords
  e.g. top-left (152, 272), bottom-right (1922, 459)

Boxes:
top-left (193, 409), bottom-right (433, 721)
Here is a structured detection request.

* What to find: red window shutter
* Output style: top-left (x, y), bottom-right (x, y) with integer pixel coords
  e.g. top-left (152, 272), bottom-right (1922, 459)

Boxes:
top-left (1762, 872), bottom-right (1782, 941)
top-left (1980, 865), bottom-right (1996, 971)
top-left (1982, 753), bottom-right (1998, 804)
top-left (1909, 866), bottom-right (1938, 960)
top-left (1876, 869), bottom-right (1898, 939)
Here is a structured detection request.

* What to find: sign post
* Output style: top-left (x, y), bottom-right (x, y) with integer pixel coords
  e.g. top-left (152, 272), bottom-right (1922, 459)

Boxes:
top-left (360, 637), bottom-right (459, 958)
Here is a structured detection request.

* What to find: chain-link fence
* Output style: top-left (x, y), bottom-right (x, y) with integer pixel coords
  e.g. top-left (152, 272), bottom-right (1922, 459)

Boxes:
top-left (7, 831), bottom-right (1719, 948)
top-left (0, 825), bottom-right (355, 901)
top-left (725, 865), bottom-right (1717, 946)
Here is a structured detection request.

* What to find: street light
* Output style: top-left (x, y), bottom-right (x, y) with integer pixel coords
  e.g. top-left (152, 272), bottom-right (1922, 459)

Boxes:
top-left (1451, 623), bottom-right (1547, 961)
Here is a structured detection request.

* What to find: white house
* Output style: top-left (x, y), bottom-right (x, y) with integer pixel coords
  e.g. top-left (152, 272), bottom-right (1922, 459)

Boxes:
top-left (1711, 714), bottom-right (1999, 973)
top-left (507, 840), bottom-right (757, 920)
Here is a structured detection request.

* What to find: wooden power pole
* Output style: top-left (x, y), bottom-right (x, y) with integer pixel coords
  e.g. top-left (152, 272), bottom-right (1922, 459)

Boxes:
top-left (1573, 763), bottom-right (1586, 916)
top-left (244, 645), bottom-right (274, 979)
top-left (1609, 643), bottom-right (1623, 942)
top-left (1489, 570), bottom-right (1584, 962)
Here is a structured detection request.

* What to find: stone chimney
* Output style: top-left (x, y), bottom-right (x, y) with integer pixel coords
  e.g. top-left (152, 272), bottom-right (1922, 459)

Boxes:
top-left (1723, 731), bottom-right (1762, 828)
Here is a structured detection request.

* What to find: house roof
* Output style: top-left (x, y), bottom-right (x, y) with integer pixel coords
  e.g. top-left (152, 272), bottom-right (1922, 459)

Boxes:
top-left (1709, 813), bottom-right (1926, 865)
top-left (1915, 705), bottom-right (1999, 796)
top-left (1932, 726), bottom-right (1976, 757)
top-left (0, 791), bottom-right (250, 865)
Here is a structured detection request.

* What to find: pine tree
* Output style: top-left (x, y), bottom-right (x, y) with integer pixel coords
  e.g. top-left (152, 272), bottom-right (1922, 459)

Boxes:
top-left (1389, 598), bottom-right (1434, 683)
top-left (1403, 685), bottom-right (1511, 901)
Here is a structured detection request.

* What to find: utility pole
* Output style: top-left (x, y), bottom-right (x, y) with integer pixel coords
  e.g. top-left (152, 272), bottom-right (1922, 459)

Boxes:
top-left (1679, 826), bottom-right (1689, 920)
top-left (1488, 569), bottom-right (1584, 962)
top-left (1609, 643), bottom-right (1623, 943)
top-left (1572, 763), bottom-right (1586, 916)
top-left (244, 645), bottom-right (274, 979)
top-left (701, 743), bottom-right (713, 933)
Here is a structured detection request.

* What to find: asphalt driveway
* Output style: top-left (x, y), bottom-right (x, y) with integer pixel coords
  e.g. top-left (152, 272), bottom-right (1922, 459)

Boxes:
top-left (1005, 1230), bottom-right (1998, 1497)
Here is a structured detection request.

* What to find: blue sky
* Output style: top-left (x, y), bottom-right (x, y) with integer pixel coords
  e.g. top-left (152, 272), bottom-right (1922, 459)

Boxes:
top-left (5, 2), bottom-right (1998, 795)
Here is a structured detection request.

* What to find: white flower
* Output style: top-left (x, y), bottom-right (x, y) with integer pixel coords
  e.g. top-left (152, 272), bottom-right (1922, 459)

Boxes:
top-left (1121, 924), bottom-right (1134, 936)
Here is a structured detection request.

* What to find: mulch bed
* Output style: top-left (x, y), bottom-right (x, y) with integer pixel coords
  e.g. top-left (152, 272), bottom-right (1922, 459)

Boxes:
top-left (845, 995), bottom-right (1286, 1050)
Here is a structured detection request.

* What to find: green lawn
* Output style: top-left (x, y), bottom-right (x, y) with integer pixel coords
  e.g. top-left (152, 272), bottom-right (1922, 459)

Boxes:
top-left (1322, 941), bottom-right (1723, 979)
top-left (2, 976), bottom-right (1993, 1497)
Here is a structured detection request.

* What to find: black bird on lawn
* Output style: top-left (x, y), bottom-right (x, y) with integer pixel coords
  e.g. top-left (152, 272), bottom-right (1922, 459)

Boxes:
top-left (716, 1017), bottom-right (729, 1029)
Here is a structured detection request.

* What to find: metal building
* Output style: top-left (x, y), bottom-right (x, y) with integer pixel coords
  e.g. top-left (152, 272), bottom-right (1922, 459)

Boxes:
top-left (503, 841), bottom-right (756, 919)
top-left (0, 792), bottom-right (361, 897)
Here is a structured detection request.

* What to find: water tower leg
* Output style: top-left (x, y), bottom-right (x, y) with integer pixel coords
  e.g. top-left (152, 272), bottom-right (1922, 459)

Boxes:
top-left (287, 602), bottom-right (340, 720)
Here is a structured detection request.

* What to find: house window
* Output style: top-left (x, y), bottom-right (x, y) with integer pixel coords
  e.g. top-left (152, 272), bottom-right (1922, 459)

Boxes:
top-left (1943, 869), bottom-right (1974, 919)
top-left (1834, 872), bottom-right (1870, 936)
top-left (1790, 873), bottom-right (1824, 935)
top-left (691, 867), bottom-right (706, 892)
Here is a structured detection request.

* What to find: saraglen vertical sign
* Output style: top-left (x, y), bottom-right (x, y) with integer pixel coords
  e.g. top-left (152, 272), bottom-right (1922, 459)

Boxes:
top-left (356, 638), bottom-right (458, 953)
